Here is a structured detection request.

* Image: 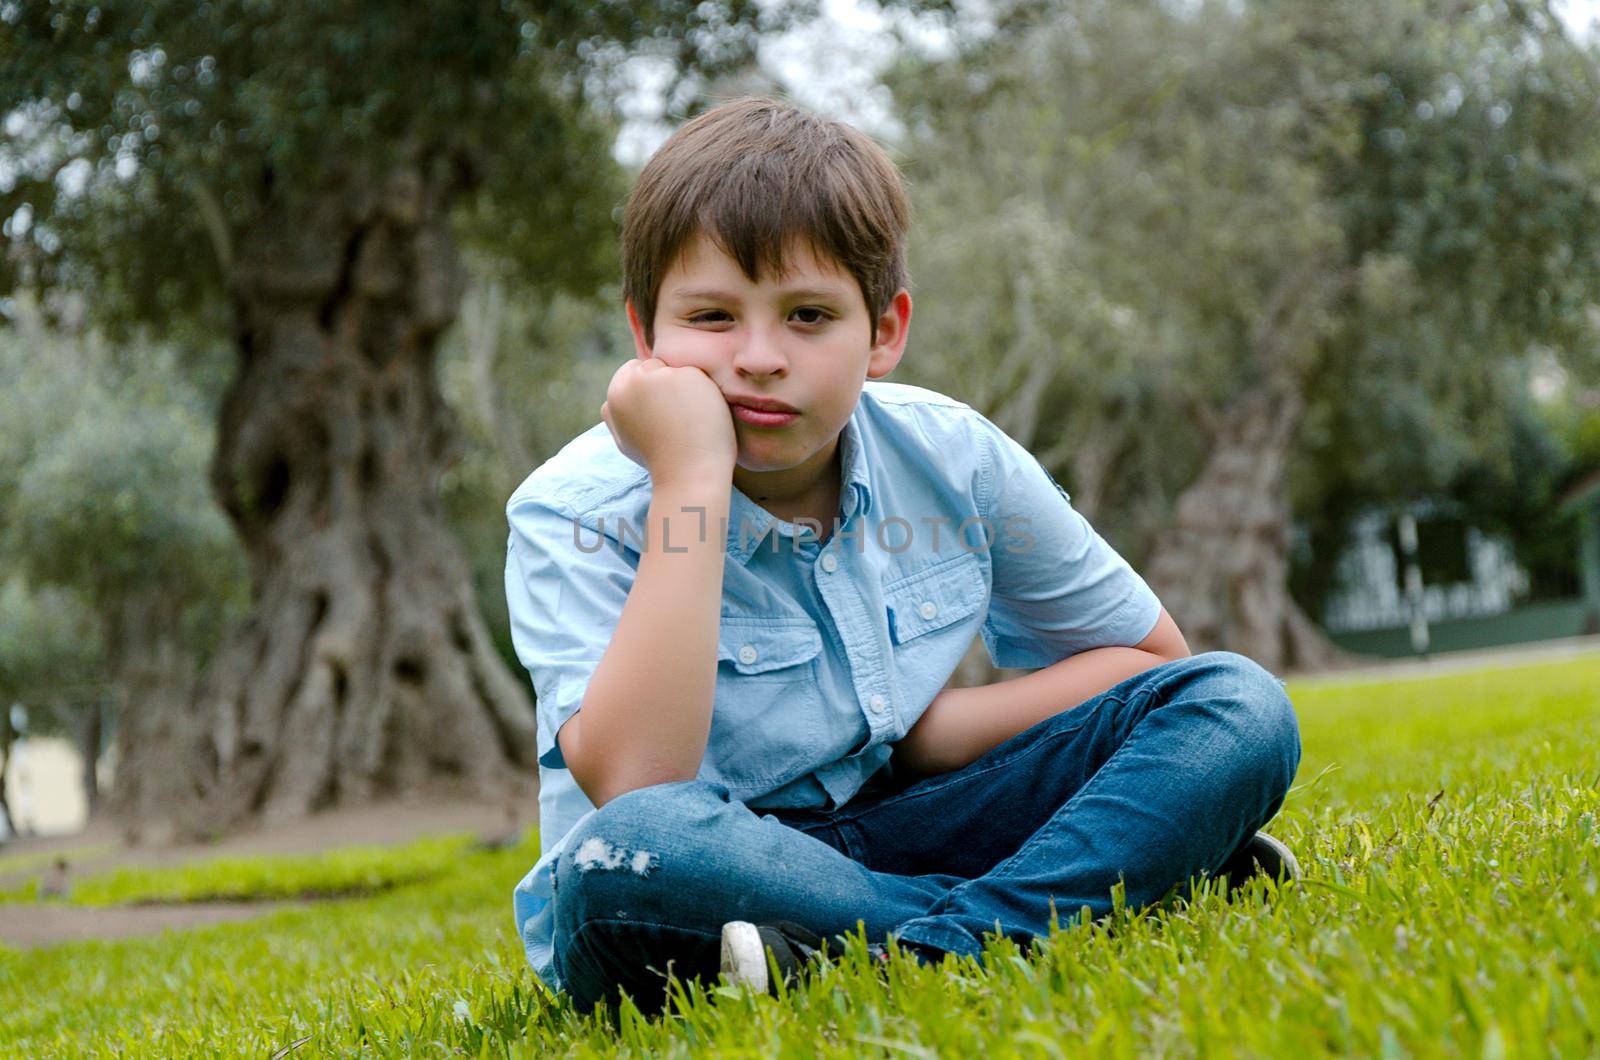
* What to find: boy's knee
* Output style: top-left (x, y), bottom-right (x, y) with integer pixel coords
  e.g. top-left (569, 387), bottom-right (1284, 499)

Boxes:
top-left (552, 778), bottom-right (730, 923)
top-left (1174, 651), bottom-right (1301, 782)
top-left (585, 777), bottom-right (729, 837)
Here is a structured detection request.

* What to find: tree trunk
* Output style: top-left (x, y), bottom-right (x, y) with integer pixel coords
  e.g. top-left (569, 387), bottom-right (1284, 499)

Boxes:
top-left (459, 277), bottom-right (536, 479)
top-left (0, 706), bottom-right (14, 840)
top-left (1144, 264), bottom-right (1353, 675)
top-left (98, 595), bottom-right (210, 843)
top-left (117, 164), bottom-right (536, 840)
top-left (77, 698), bottom-right (102, 817)
top-left (1143, 384), bottom-right (1343, 673)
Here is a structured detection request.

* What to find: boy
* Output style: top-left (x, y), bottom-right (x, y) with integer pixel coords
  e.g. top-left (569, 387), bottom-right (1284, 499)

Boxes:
top-left (507, 97), bottom-right (1301, 1016)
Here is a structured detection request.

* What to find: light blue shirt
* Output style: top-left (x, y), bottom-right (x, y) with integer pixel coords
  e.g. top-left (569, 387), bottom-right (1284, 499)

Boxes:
top-left (507, 380), bottom-right (1161, 994)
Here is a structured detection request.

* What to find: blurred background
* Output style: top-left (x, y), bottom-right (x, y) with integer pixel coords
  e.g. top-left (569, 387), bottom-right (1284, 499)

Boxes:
top-left (4, 0), bottom-right (1600, 845)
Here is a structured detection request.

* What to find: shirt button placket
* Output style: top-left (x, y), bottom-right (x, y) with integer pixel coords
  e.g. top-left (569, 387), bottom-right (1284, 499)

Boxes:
top-left (814, 545), bottom-right (891, 742)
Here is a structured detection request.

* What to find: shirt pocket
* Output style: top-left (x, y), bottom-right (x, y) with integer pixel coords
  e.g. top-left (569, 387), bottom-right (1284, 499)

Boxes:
top-left (699, 617), bottom-right (827, 795)
top-left (884, 553), bottom-right (987, 645)
top-left (883, 552), bottom-right (988, 711)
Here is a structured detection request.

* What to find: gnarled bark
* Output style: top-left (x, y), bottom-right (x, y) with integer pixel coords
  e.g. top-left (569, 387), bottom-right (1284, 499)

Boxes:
top-left (1144, 385), bottom-right (1343, 673)
top-left (114, 162), bottom-right (536, 840)
top-left (1144, 267), bottom-right (1352, 675)
top-left (98, 595), bottom-right (209, 844)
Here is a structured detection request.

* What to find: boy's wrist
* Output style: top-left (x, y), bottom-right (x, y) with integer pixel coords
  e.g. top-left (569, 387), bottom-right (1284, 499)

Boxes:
top-left (650, 459), bottom-right (733, 495)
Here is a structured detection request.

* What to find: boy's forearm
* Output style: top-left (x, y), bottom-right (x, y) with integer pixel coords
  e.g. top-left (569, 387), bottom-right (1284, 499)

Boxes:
top-left (561, 469), bottom-right (730, 807)
top-left (892, 646), bottom-right (1180, 777)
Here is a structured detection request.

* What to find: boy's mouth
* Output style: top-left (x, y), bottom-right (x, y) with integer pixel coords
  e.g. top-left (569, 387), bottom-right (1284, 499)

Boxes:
top-left (727, 396), bottom-right (800, 427)
top-left (726, 394), bottom-right (799, 413)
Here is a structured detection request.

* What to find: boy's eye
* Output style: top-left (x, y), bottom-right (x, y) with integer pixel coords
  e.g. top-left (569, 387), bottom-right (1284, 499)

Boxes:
top-left (685, 308), bottom-right (833, 326)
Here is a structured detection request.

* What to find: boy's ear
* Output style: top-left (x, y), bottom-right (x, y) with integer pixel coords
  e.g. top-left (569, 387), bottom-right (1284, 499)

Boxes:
top-left (624, 299), bottom-right (653, 360)
top-left (866, 289), bottom-right (912, 380)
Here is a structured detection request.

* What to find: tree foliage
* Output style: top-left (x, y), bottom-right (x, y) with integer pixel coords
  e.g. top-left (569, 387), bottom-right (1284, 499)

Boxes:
top-left (0, 576), bottom-right (104, 728)
top-left (0, 298), bottom-right (245, 626)
top-left (0, 0), bottom-right (818, 332)
top-left (888, 0), bottom-right (1600, 584)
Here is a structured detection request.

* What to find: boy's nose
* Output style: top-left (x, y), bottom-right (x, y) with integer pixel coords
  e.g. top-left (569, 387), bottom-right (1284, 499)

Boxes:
top-left (732, 332), bottom-right (789, 377)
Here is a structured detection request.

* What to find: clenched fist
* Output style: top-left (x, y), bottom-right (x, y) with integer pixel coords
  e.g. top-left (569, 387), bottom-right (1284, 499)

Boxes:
top-left (600, 358), bottom-right (737, 487)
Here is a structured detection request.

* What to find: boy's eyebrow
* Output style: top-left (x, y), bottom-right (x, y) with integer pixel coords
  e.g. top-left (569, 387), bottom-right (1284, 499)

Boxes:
top-left (667, 286), bottom-right (849, 303)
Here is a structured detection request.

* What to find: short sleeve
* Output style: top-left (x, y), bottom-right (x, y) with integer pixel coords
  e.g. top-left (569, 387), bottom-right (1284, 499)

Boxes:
top-left (505, 498), bottom-right (637, 770)
top-left (976, 419), bottom-right (1162, 669)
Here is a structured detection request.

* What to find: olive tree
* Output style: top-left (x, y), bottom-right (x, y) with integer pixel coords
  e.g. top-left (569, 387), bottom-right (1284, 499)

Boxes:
top-left (0, 300), bottom-right (246, 837)
top-left (889, 0), bottom-right (1600, 671)
top-left (1, 1), bottom-right (814, 837)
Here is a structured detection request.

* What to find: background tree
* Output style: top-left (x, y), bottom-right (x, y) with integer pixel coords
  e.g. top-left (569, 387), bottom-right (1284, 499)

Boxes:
top-left (887, 0), bottom-right (1600, 672)
top-left (1, 1), bottom-right (817, 838)
top-left (0, 298), bottom-right (246, 838)
top-left (1287, 0), bottom-right (1600, 619)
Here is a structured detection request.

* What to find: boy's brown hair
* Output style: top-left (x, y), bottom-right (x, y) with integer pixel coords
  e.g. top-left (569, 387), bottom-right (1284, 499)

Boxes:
top-left (621, 96), bottom-right (912, 348)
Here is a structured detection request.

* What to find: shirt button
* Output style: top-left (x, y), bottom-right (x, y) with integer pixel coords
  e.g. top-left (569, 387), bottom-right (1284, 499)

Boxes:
top-left (868, 694), bottom-right (888, 714)
top-left (918, 600), bottom-right (938, 620)
top-left (819, 553), bottom-right (839, 573)
top-left (738, 644), bottom-right (758, 665)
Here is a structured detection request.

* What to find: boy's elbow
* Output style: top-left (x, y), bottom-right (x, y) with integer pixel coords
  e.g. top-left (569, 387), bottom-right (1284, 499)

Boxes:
top-left (558, 713), bottom-right (701, 808)
top-left (1135, 606), bottom-right (1191, 661)
top-left (577, 766), bottom-right (700, 810)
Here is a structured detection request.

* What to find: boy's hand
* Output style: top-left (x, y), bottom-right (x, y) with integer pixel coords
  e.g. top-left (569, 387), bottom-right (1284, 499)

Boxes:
top-left (600, 358), bottom-right (737, 486)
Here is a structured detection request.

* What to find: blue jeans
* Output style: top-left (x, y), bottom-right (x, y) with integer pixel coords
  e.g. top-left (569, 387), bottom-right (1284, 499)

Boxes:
top-left (549, 651), bottom-right (1301, 1014)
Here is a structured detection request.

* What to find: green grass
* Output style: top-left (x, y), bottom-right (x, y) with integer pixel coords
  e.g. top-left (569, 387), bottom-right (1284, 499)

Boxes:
top-left (3, 654), bottom-right (1598, 1056)
top-left (0, 833), bottom-right (479, 906)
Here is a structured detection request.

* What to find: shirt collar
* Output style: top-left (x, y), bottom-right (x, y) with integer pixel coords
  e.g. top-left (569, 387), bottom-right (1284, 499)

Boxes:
top-left (725, 405), bottom-right (872, 565)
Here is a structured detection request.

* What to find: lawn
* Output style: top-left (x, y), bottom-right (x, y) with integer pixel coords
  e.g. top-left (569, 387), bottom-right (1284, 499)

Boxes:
top-left (2, 654), bottom-right (1597, 1056)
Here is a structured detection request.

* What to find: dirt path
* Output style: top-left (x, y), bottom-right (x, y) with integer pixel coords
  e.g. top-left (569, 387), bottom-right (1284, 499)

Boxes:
top-left (0, 899), bottom-right (321, 948)
top-left (0, 794), bottom-right (535, 950)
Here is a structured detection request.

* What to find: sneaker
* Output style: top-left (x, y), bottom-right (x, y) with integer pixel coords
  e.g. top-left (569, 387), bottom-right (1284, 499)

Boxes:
top-left (1215, 830), bottom-right (1301, 888)
top-left (720, 920), bottom-right (895, 995)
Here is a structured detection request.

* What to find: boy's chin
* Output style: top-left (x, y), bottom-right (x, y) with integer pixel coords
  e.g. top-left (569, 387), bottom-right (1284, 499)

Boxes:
top-left (734, 440), bottom-right (802, 468)
top-left (734, 451), bottom-right (816, 477)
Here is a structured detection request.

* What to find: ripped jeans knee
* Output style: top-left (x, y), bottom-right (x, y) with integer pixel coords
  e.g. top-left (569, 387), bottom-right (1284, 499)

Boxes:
top-left (567, 835), bottom-right (662, 878)
top-left (551, 780), bottom-right (730, 933)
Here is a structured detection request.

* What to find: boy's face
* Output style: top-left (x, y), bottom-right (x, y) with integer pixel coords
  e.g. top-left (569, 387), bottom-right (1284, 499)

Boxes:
top-left (625, 231), bottom-right (911, 494)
